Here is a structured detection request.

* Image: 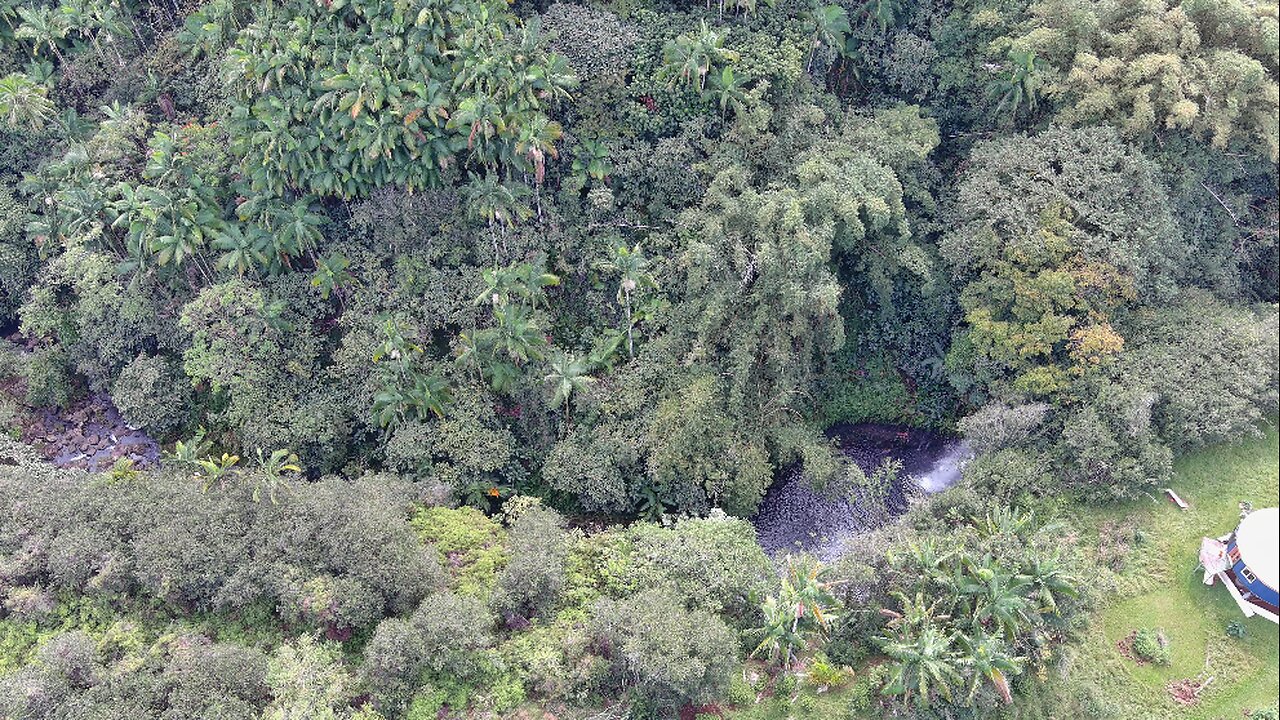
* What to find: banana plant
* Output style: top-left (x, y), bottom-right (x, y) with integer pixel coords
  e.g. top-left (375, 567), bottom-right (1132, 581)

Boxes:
top-left (250, 448), bottom-right (301, 504)
top-left (196, 453), bottom-right (241, 492)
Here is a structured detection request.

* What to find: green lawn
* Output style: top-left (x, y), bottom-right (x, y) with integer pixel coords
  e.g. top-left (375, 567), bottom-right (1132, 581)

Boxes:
top-left (1067, 423), bottom-right (1279, 720)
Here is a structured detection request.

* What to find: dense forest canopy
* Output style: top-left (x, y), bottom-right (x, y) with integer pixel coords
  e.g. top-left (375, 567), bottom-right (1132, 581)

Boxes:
top-left (0, 0), bottom-right (1277, 717)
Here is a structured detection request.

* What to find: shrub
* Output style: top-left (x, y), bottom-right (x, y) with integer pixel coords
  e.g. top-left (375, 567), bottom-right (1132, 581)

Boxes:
top-left (961, 447), bottom-right (1054, 501)
top-left (363, 592), bottom-right (493, 712)
top-left (263, 636), bottom-right (356, 720)
top-left (1131, 628), bottom-right (1171, 666)
top-left (1248, 705), bottom-right (1280, 720)
top-left (958, 402), bottom-right (1050, 456)
top-left (490, 508), bottom-right (569, 622)
top-left (726, 674), bottom-right (754, 706)
top-left (1122, 294), bottom-right (1279, 451)
top-left (623, 516), bottom-right (775, 624)
top-left (0, 463), bottom-right (440, 628)
top-left (591, 587), bottom-right (739, 710)
top-left (22, 346), bottom-right (76, 408)
top-left (161, 639), bottom-right (271, 719)
top-left (411, 506), bottom-right (508, 596)
top-left (110, 353), bottom-right (192, 438)
top-left (542, 3), bottom-right (638, 87)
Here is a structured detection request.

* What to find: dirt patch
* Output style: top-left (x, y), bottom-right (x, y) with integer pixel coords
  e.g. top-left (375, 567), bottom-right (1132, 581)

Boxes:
top-left (1166, 676), bottom-right (1212, 706)
top-left (1116, 630), bottom-right (1141, 663)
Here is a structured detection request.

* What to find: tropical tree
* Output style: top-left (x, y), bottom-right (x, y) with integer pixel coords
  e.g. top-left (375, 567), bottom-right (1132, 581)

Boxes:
top-left (15, 5), bottom-right (68, 63)
top-left (806, 5), bottom-right (850, 72)
top-left (311, 253), bottom-right (355, 306)
top-left (750, 556), bottom-right (840, 669)
top-left (1018, 556), bottom-right (1078, 617)
top-left (956, 628), bottom-right (1021, 704)
top-left (570, 137), bottom-right (612, 183)
top-left (475, 262), bottom-right (560, 310)
top-left (959, 556), bottom-right (1032, 641)
top-left (878, 593), bottom-right (963, 708)
top-left (249, 448), bottom-right (301, 504)
top-left (859, 0), bottom-right (902, 33)
top-left (544, 351), bottom-right (593, 423)
top-left (594, 242), bottom-right (657, 358)
top-left (660, 21), bottom-right (739, 92)
top-left (0, 73), bottom-right (55, 130)
top-left (990, 48), bottom-right (1040, 124)
top-left (370, 317), bottom-right (452, 428)
top-left (213, 223), bottom-right (270, 276)
top-left (707, 66), bottom-right (751, 119)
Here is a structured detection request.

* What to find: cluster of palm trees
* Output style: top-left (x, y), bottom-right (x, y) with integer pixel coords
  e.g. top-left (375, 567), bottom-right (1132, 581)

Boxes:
top-left (750, 556), bottom-right (842, 670)
top-left (876, 510), bottom-right (1080, 708)
top-left (105, 126), bottom-right (326, 282)
top-left (7, 0), bottom-right (142, 67)
top-left (224, 0), bottom-right (577, 200)
top-left (749, 510), bottom-right (1080, 711)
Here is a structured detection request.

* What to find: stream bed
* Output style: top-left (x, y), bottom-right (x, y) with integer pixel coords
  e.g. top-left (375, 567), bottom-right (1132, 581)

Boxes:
top-left (752, 423), bottom-right (972, 560)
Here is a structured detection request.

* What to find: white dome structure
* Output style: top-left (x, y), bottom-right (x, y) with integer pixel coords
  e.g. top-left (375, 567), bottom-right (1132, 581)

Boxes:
top-left (1203, 507), bottom-right (1279, 624)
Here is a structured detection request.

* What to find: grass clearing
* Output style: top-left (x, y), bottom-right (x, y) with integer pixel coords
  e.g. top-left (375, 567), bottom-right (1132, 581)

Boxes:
top-left (1066, 423), bottom-right (1279, 719)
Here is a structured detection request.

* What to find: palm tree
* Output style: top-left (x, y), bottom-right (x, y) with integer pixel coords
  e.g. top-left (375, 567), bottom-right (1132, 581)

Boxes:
top-left (708, 66), bottom-right (751, 119)
top-left (749, 595), bottom-right (807, 668)
top-left (593, 243), bottom-right (656, 358)
top-left (881, 623), bottom-right (963, 707)
top-left (1018, 557), bottom-right (1079, 617)
top-left (463, 175), bottom-right (532, 262)
top-left (448, 92), bottom-right (507, 170)
top-left (15, 6), bottom-right (68, 63)
top-left (249, 448), bottom-right (301, 504)
top-left (213, 223), bottom-right (270, 276)
top-left (751, 556), bottom-right (841, 669)
top-left (515, 114), bottom-right (563, 189)
top-left (491, 305), bottom-right (547, 365)
top-left (991, 48), bottom-right (1040, 123)
top-left (860, 0), bottom-right (902, 33)
top-left (544, 350), bottom-right (593, 421)
top-left (878, 595), bottom-right (963, 708)
top-left (265, 197), bottom-right (324, 268)
top-left (660, 21), bottom-right (739, 92)
top-left (960, 556), bottom-right (1032, 641)
top-left (461, 304), bottom-right (548, 393)
top-left (957, 628), bottom-right (1022, 705)
top-left (0, 73), bottom-right (55, 130)
top-left (405, 372), bottom-right (452, 419)
top-left (474, 262), bottom-right (560, 310)
top-left (806, 5), bottom-right (850, 72)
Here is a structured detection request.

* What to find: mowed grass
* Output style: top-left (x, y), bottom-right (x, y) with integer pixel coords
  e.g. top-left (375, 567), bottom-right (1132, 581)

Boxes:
top-left (1070, 423), bottom-right (1280, 719)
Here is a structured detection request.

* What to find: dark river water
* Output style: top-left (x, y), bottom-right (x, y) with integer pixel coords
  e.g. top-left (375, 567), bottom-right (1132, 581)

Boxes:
top-left (752, 423), bottom-right (972, 559)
